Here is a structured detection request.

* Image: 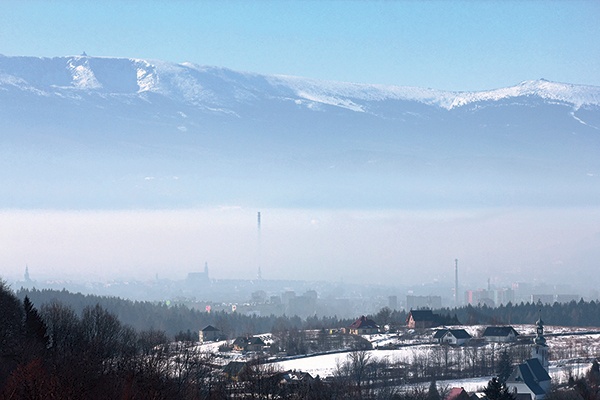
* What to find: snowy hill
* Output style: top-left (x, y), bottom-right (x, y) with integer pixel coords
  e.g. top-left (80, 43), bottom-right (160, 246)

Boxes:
top-left (1, 55), bottom-right (600, 209)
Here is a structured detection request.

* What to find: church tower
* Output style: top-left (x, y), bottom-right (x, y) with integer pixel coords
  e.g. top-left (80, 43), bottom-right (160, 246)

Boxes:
top-left (532, 311), bottom-right (549, 370)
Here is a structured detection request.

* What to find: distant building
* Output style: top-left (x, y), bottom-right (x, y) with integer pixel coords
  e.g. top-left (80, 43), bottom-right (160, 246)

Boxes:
top-left (187, 262), bottom-right (210, 285)
top-left (481, 326), bottom-right (519, 342)
top-left (348, 315), bottom-right (379, 335)
top-left (406, 309), bottom-right (437, 329)
top-left (199, 325), bottom-right (221, 343)
top-left (222, 361), bottom-right (247, 381)
top-left (388, 295), bottom-right (398, 310)
top-left (465, 287), bottom-right (514, 307)
top-left (433, 329), bottom-right (472, 346)
top-left (289, 295), bottom-right (316, 319)
top-left (232, 336), bottom-right (266, 352)
top-left (251, 290), bottom-right (267, 303)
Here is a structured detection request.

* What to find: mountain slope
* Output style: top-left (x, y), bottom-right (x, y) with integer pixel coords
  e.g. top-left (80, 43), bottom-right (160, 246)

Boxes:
top-left (1, 55), bottom-right (599, 209)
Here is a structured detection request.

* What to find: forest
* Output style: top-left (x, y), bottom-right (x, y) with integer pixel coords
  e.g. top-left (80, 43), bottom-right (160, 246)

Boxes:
top-left (3, 281), bottom-right (600, 399)
top-left (14, 287), bottom-right (600, 340)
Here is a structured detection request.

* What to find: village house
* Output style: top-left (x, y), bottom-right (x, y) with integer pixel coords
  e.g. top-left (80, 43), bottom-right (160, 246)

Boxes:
top-left (222, 361), bottom-right (247, 381)
top-left (446, 387), bottom-right (471, 400)
top-left (198, 325), bottom-right (222, 343)
top-left (232, 336), bottom-right (267, 352)
top-left (348, 315), bottom-right (379, 335)
top-left (433, 328), bottom-right (472, 346)
top-left (406, 309), bottom-right (437, 329)
top-left (482, 326), bottom-right (519, 342)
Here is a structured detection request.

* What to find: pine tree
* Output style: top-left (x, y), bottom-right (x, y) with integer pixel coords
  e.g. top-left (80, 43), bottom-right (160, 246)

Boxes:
top-left (427, 380), bottom-right (441, 400)
top-left (23, 296), bottom-right (49, 348)
top-left (484, 377), bottom-right (515, 400)
top-left (497, 349), bottom-right (513, 384)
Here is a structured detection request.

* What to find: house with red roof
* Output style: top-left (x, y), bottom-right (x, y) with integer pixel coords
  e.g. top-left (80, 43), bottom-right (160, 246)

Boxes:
top-left (348, 315), bottom-right (379, 335)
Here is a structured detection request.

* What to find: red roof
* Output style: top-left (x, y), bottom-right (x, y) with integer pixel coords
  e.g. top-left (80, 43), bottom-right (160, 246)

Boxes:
top-left (446, 387), bottom-right (469, 400)
top-left (349, 315), bottom-right (378, 330)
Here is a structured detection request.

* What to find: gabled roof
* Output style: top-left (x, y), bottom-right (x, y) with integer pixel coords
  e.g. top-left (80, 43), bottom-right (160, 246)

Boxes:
top-left (223, 361), bottom-right (247, 376)
top-left (248, 337), bottom-right (266, 346)
top-left (525, 358), bottom-right (551, 382)
top-left (446, 387), bottom-right (470, 400)
top-left (281, 370), bottom-right (314, 382)
top-left (233, 336), bottom-right (266, 347)
top-left (433, 329), bottom-right (449, 339)
top-left (508, 358), bottom-right (551, 397)
top-left (408, 309), bottom-right (434, 321)
top-left (202, 325), bottom-right (220, 332)
top-left (515, 364), bottom-right (545, 395)
top-left (483, 326), bottom-right (519, 337)
top-left (349, 315), bottom-right (379, 330)
top-left (435, 329), bottom-right (471, 341)
top-left (447, 329), bottom-right (472, 339)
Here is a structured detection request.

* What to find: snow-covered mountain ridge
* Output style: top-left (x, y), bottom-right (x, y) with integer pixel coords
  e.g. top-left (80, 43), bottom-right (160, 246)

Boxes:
top-left (1, 55), bottom-right (599, 112)
top-left (2, 54), bottom-right (600, 210)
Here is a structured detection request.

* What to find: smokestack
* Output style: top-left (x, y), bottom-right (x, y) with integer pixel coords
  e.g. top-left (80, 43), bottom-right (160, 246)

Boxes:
top-left (454, 259), bottom-right (459, 307)
top-left (257, 212), bottom-right (262, 280)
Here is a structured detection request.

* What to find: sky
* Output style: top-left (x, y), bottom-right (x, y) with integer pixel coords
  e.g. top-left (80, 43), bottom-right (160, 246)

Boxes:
top-left (1, 1), bottom-right (599, 91)
top-left (2, 207), bottom-right (600, 291)
top-left (2, 1), bottom-right (600, 291)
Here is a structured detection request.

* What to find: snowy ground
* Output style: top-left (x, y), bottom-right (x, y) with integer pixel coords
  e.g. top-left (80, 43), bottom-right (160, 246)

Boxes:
top-left (188, 325), bottom-right (600, 389)
top-left (272, 326), bottom-right (600, 382)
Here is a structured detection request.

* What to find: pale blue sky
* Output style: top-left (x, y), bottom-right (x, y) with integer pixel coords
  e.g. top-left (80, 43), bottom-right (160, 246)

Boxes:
top-left (1, 0), bottom-right (599, 91)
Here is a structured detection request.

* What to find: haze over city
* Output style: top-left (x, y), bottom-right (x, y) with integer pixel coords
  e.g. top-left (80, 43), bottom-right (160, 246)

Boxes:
top-left (1, 1), bottom-right (600, 294)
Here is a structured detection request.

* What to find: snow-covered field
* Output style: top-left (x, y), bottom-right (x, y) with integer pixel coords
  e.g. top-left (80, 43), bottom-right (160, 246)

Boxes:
top-left (271, 326), bottom-right (600, 382)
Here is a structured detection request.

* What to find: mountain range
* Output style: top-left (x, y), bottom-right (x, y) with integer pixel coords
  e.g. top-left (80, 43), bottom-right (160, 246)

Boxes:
top-left (1, 55), bottom-right (599, 209)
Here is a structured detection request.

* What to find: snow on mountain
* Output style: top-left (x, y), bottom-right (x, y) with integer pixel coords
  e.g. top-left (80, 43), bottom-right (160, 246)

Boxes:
top-left (2, 55), bottom-right (600, 113)
top-left (1, 54), bottom-right (600, 210)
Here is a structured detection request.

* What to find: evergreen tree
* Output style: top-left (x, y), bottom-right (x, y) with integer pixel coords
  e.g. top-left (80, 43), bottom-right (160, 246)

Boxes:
top-left (427, 379), bottom-right (441, 400)
top-left (23, 296), bottom-right (49, 346)
top-left (484, 377), bottom-right (515, 400)
top-left (497, 349), bottom-right (513, 384)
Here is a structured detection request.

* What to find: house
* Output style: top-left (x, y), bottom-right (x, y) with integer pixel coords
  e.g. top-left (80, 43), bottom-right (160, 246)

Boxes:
top-left (506, 358), bottom-right (551, 400)
top-left (348, 315), bottom-right (379, 335)
top-left (406, 309), bottom-right (437, 329)
top-left (482, 326), bottom-right (519, 342)
top-left (433, 329), bottom-right (472, 346)
top-left (446, 387), bottom-right (471, 400)
top-left (279, 370), bottom-right (314, 384)
top-left (199, 325), bottom-right (221, 343)
top-left (222, 361), bottom-right (248, 381)
top-left (232, 336), bottom-right (267, 352)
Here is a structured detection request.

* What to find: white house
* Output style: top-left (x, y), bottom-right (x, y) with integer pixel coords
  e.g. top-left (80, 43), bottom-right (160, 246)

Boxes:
top-left (433, 328), bottom-right (472, 346)
top-left (482, 326), bottom-right (519, 342)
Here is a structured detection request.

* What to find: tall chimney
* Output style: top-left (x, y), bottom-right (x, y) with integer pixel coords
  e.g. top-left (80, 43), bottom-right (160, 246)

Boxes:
top-left (257, 212), bottom-right (262, 280)
top-left (454, 259), bottom-right (459, 307)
